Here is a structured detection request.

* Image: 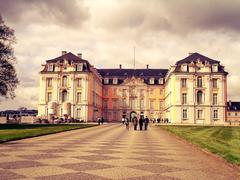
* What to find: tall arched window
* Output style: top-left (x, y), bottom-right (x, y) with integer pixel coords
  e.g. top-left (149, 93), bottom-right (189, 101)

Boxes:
top-left (62, 76), bottom-right (67, 87)
top-left (197, 90), bottom-right (203, 104)
top-left (62, 90), bottom-right (68, 102)
top-left (197, 77), bottom-right (202, 88)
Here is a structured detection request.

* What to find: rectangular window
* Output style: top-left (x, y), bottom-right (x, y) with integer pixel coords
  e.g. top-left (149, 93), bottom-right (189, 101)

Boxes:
top-left (122, 98), bottom-right (127, 108)
top-left (181, 64), bottom-right (188, 72)
top-left (212, 64), bottom-right (218, 72)
top-left (104, 78), bottom-right (109, 84)
top-left (76, 92), bottom-right (81, 103)
top-left (150, 100), bottom-right (154, 109)
top-left (77, 78), bottom-right (82, 87)
top-left (182, 109), bottom-right (187, 120)
top-left (76, 64), bottom-right (83, 71)
top-left (103, 100), bottom-right (108, 108)
top-left (159, 100), bottom-right (163, 109)
top-left (140, 99), bottom-right (144, 109)
top-left (140, 89), bottom-right (145, 96)
top-left (113, 78), bottom-right (118, 84)
top-left (235, 112), bottom-right (238, 116)
top-left (47, 78), bottom-right (52, 87)
top-left (113, 112), bottom-right (117, 120)
top-left (197, 110), bottom-right (203, 119)
top-left (47, 92), bottom-right (52, 102)
top-left (181, 78), bottom-right (187, 88)
top-left (150, 89), bottom-right (154, 96)
top-left (159, 89), bottom-right (163, 95)
top-left (213, 110), bottom-right (218, 119)
top-left (76, 108), bottom-right (81, 118)
top-left (197, 77), bottom-right (202, 88)
top-left (113, 88), bottom-right (117, 96)
top-left (113, 100), bottom-right (117, 108)
top-left (104, 88), bottom-right (108, 96)
top-left (47, 64), bottom-right (54, 71)
top-left (62, 76), bottom-right (67, 87)
top-left (212, 79), bottom-right (217, 88)
top-left (159, 78), bottom-right (164, 84)
top-left (182, 93), bottom-right (187, 105)
top-left (122, 89), bottom-right (127, 96)
top-left (213, 93), bottom-right (217, 105)
top-left (150, 78), bottom-right (155, 84)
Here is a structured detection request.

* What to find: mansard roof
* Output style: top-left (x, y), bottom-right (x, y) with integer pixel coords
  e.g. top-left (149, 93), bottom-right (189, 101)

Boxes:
top-left (227, 101), bottom-right (240, 111)
top-left (176, 52), bottom-right (220, 65)
top-left (46, 52), bottom-right (89, 64)
top-left (97, 69), bottom-right (168, 78)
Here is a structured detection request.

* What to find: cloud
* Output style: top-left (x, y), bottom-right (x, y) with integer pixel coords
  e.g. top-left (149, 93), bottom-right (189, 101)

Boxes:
top-left (0, 0), bottom-right (90, 28)
top-left (1, 0), bottom-right (240, 110)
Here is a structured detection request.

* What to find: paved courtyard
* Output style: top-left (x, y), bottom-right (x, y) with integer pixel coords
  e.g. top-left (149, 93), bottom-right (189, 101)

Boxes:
top-left (0, 124), bottom-right (239, 179)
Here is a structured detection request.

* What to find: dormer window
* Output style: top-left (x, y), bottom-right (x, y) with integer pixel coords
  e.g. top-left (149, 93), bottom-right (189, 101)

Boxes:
top-left (76, 64), bottom-right (83, 71)
top-left (104, 78), bottom-right (109, 84)
top-left (47, 64), bottom-right (54, 71)
top-left (113, 78), bottom-right (118, 84)
top-left (159, 78), bottom-right (164, 84)
top-left (181, 64), bottom-right (188, 72)
top-left (150, 78), bottom-right (155, 84)
top-left (212, 64), bottom-right (218, 72)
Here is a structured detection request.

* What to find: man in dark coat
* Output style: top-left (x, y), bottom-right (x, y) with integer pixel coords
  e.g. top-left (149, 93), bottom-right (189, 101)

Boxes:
top-left (139, 116), bottom-right (144, 131)
top-left (144, 116), bottom-right (149, 130)
top-left (101, 117), bottom-right (104, 124)
top-left (133, 117), bottom-right (138, 130)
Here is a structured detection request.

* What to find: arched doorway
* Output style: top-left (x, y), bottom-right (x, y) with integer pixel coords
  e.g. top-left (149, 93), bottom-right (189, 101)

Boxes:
top-left (130, 111), bottom-right (137, 122)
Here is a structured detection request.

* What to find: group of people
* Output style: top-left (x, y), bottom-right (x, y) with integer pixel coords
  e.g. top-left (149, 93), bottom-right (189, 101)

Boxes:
top-left (122, 116), bottom-right (149, 131)
top-left (97, 117), bottom-right (104, 125)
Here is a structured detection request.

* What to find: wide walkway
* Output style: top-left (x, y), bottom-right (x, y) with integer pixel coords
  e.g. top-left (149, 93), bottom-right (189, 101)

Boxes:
top-left (0, 124), bottom-right (239, 179)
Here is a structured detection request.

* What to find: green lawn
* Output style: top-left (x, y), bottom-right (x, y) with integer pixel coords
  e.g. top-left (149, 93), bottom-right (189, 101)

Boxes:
top-left (0, 124), bottom-right (97, 143)
top-left (159, 125), bottom-right (240, 165)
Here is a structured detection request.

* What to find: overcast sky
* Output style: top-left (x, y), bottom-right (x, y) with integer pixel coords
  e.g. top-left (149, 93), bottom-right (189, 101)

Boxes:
top-left (0, 0), bottom-right (240, 110)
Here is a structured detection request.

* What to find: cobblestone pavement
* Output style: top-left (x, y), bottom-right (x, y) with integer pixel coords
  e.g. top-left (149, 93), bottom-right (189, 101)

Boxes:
top-left (0, 123), bottom-right (239, 179)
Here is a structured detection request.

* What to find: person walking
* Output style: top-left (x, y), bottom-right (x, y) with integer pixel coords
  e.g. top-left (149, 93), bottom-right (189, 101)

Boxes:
top-left (98, 118), bottom-right (101, 125)
top-left (124, 118), bottom-right (129, 130)
top-left (133, 116), bottom-right (138, 130)
top-left (139, 116), bottom-right (144, 131)
top-left (101, 117), bottom-right (104, 124)
top-left (144, 116), bottom-right (149, 130)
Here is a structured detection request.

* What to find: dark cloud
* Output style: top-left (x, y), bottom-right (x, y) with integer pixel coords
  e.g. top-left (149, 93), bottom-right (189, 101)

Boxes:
top-left (161, 0), bottom-right (240, 32)
top-left (0, 0), bottom-right (90, 27)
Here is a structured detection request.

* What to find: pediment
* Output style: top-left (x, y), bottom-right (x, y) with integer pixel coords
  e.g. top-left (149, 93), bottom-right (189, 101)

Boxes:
top-left (122, 77), bottom-right (146, 86)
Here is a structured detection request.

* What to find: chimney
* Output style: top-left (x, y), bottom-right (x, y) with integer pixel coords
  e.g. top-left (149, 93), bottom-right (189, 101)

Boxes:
top-left (188, 52), bottom-right (193, 56)
top-left (77, 53), bottom-right (82, 59)
top-left (62, 51), bottom-right (67, 55)
top-left (119, 64), bottom-right (122, 69)
top-left (146, 64), bottom-right (149, 69)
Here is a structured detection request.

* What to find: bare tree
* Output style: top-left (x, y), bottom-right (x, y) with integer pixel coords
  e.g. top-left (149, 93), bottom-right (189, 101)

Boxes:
top-left (0, 15), bottom-right (19, 99)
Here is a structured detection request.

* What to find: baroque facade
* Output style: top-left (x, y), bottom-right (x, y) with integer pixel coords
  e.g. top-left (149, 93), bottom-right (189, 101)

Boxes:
top-left (38, 51), bottom-right (228, 124)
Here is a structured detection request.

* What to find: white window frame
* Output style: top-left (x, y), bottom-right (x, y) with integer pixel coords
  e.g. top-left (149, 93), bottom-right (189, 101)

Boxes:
top-left (213, 93), bottom-right (218, 105)
top-left (181, 78), bottom-right (187, 88)
top-left (212, 64), bottom-right (218, 72)
top-left (182, 93), bottom-right (187, 105)
top-left (104, 78), bottom-right (109, 84)
top-left (197, 109), bottom-right (203, 119)
top-left (76, 64), bottom-right (83, 71)
top-left (213, 109), bottom-right (218, 120)
top-left (113, 78), bottom-right (118, 84)
top-left (47, 64), bottom-right (54, 71)
top-left (181, 64), bottom-right (188, 72)
top-left (76, 92), bottom-right (82, 104)
top-left (47, 78), bottom-right (52, 87)
top-left (212, 79), bottom-right (218, 88)
top-left (182, 109), bottom-right (188, 120)
top-left (159, 78), bottom-right (164, 84)
top-left (150, 78), bottom-right (155, 85)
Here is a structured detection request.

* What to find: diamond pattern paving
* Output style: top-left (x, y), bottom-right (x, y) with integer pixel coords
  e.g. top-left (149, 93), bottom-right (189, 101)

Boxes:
top-left (0, 124), bottom-right (239, 179)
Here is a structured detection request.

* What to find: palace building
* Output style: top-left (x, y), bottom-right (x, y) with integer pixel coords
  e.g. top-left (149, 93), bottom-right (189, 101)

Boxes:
top-left (38, 51), bottom-right (228, 125)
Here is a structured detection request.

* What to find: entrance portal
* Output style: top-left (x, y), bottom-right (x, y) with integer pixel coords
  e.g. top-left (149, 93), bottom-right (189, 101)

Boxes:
top-left (130, 111), bottom-right (137, 122)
